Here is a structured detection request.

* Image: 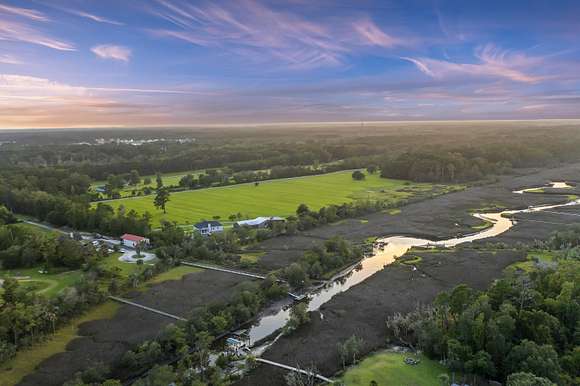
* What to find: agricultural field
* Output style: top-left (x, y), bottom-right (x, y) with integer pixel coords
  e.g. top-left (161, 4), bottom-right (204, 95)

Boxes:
top-left (339, 351), bottom-right (450, 386)
top-left (102, 171), bottom-right (459, 226)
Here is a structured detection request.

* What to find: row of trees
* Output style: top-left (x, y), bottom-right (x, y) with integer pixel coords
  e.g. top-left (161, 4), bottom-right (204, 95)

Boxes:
top-left (1, 137), bottom-right (388, 181)
top-left (101, 163), bottom-right (363, 200)
top-left (0, 187), bottom-right (151, 236)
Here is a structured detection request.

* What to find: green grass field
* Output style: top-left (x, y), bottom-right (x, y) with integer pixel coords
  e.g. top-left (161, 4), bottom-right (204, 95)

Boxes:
top-left (339, 351), bottom-right (449, 386)
top-left (101, 171), bottom-right (453, 226)
top-left (0, 267), bottom-right (82, 298)
top-left (98, 252), bottom-right (156, 277)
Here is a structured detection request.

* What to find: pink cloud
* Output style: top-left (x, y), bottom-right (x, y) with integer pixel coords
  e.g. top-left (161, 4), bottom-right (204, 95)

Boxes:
top-left (91, 44), bottom-right (132, 62)
top-left (0, 3), bottom-right (49, 22)
top-left (353, 19), bottom-right (400, 48)
top-left (403, 44), bottom-right (546, 83)
top-left (0, 54), bottom-right (20, 64)
top-left (69, 10), bottom-right (123, 26)
top-left (149, 0), bottom-right (404, 70)
top-left (0, 19), bottom-right (75, 51)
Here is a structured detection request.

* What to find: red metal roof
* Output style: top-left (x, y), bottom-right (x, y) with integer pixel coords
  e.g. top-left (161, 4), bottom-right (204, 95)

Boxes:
top-left (121, 234), bottom-right (147, 242)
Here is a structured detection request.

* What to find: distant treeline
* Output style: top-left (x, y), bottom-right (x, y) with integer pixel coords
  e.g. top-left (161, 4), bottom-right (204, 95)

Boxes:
top-left (0, 140), bottom-right (385, 181)
top-left (380, 140), bottom-right (580, 182)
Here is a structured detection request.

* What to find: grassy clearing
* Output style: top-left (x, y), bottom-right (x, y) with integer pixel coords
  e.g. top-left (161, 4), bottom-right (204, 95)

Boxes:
top-left (147, 265), bottom-right (201, 285)
top-left (0, 267), bottom-right (82, 298)
top-left (101, 171), bottom-right (454, 226)
top-left (0, 302), bottom-right (119, 386)
top-left (339, 351), bottom-right (449, 386)
top-left (98, 252), bottom-right (156, 277)
top-left (506, 250), bottom-right (558, 273)
top-left (239, 251), bottom-right (265, 266)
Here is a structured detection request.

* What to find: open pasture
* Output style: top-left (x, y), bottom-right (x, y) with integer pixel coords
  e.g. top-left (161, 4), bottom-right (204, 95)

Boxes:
top-left (102, 171), bottom-right (449, 226)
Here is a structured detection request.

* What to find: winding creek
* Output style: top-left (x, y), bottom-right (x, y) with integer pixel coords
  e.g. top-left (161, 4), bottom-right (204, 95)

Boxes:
top-left (245, 182), bottom-right (580, 352)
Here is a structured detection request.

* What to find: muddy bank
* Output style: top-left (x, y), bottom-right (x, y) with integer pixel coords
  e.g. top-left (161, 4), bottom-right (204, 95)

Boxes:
top-left (253, 163), bottom-right (580, 271)
top-left (18, 271), bottom-right (253, 386)
top-left (239, 249), bottom-right (524, 385)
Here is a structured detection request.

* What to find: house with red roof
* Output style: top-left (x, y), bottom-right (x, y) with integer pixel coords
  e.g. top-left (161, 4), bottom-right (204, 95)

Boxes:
top-left (120, 234), bottom-right (150, 249)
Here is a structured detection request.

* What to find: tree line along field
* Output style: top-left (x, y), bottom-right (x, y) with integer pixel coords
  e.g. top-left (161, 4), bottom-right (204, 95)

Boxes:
top-left (101, 171), bottom-right (453, 227)
top-left (90, 169), bottom-right (211, 198)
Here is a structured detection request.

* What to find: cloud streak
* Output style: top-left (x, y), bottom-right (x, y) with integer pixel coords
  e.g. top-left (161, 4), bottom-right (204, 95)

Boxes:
top-left (0, 3), bottom-right (49, 21)
top-left (403, 44), bottom-right (546, 83)
top-left (0, 19), bottom-right (75, 50)
top-left (92, 44), bottom-right (132, 62)
top-left (69, 10), bottom-right (123, 25)
top-left (149, 0), bottom-right (405, 69)
top-left (0, 54), bottom-right (20, 64)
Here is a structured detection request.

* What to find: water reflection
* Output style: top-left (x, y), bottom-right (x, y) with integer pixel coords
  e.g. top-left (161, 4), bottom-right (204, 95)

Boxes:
top-left (247, 184), bottom-right (580, 348)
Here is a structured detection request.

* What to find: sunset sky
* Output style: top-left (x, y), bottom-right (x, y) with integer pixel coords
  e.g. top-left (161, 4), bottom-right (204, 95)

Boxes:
top-left (0, 0), bottom-right (579, 128)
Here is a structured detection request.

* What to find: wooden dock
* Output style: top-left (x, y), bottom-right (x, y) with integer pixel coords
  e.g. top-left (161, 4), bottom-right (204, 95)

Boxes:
top-left (108, 296), bottom-right (186, 321)
top-left (180, 261), bottom-right (267, 280)
top-left (256, 358), bottom-right (334, 383)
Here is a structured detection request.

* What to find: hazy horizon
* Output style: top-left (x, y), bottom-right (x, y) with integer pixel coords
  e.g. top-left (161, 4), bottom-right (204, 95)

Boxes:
top-left (1, 0), bottom-right (579, 129)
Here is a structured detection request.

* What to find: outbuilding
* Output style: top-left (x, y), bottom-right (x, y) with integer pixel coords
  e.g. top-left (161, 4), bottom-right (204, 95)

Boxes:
top-left (234, 216), bottom-right (285, 228)
top-left (120, 234), bottom-right (150, 248)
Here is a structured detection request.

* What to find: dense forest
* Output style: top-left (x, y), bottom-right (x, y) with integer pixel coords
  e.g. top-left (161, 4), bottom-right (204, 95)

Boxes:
top-left (386, 236), bottom-right (580, 385)
top-left (381, 140), bottom-right (580, 183)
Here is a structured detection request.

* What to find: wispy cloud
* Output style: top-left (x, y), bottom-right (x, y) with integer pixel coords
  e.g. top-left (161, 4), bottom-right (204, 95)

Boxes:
top-left (0, 3), bottom-right (49, 22)
top-left (403, 44), bottom-right (545, 83)
top-left (0, 74), bottom-right (210, 95)
top-left (62, 8), bottom-right (123, 26)
top-left (352, 19), bottom-right (400, 48)
top-left (148, 0), bottom-right (405, 70)
top-left (0, 54), bottom-right (21, 64)
top-left (91, 44), bottom-right (132, 62)
top-left (0, 19), bottom-right (75, 51)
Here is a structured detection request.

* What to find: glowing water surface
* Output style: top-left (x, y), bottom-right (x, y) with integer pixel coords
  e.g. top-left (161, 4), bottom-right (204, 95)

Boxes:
top-left (247, 184), bottom-right (580, 349)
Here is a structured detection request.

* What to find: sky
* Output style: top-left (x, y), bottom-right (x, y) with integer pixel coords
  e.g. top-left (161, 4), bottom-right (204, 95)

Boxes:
top-left (0, 0), bottom-right (579, 128)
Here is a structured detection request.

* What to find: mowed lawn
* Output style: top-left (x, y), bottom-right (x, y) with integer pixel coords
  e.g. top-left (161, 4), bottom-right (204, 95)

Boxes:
top-left (102, 171), bottom-right (439, 226)
top-left (339, 351), bottom-right (449, 386)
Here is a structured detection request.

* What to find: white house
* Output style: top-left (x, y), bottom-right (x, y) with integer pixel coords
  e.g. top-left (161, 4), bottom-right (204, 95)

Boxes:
top-left (234, 216), bottom-right (285, 228)
top-left (120, 234), bottom-right (150, 248)
top-left (194, 220), bottom-right (223, 235)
